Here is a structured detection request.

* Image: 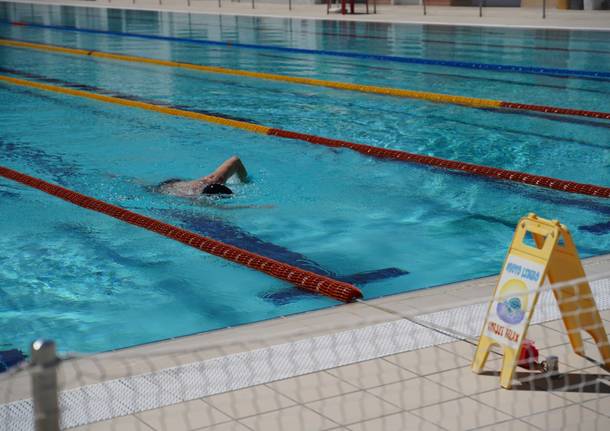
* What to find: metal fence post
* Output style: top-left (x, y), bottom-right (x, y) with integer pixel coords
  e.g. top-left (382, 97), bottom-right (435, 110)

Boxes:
top-left (31, 340), bottom-right (60, 431)
top-left (542, 0), bottom-right (546, 18)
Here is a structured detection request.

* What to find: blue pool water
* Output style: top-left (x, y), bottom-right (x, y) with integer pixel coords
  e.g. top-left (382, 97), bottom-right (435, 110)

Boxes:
top-left (1, 2), bottom-right (609, 353)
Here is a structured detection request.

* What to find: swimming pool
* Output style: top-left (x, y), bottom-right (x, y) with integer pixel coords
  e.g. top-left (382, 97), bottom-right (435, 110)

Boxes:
top-left (1, 2), bottom-right (609, 353)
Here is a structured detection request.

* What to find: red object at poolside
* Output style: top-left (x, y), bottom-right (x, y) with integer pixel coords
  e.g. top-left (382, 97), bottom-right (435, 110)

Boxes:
top-left (342, 0), bottom-right (354, 14)
top-left (327, 0), bottom-right (372, 14)
top-left (518, 339), bottom-right (540, 370)
top-left (0, 166), bottom-right (363, 303)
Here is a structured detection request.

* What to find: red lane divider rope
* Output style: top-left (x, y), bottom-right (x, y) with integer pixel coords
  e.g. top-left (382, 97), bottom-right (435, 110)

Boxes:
top-left (2, 73), bottom-right (607, 200)
top-left (0, 166), bottom-right (362, 302)
top-left (500, 101), bottom-right (610, 120)
top-left (267, 129), bottom-right (610, 199)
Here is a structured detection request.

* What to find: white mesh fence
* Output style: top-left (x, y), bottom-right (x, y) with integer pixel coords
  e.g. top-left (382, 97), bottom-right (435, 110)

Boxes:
top-left (2, 272), bottom-right (610, 431)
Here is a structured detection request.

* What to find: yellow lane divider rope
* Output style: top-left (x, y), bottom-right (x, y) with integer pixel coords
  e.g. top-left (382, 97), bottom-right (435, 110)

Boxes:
top-left (5, 38), bottom-right (609, 119)
top-left (0, 74), bottom-right (271, 135)
top-left (0, 38), bottom-right (503, 109)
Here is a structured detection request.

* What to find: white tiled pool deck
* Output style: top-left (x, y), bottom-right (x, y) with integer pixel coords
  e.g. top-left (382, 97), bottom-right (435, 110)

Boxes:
top-left (71, 255), bottom-right (610, 431)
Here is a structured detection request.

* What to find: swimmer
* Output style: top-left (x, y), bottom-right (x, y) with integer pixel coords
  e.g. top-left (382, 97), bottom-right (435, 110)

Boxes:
top-left (155, 156), bottom-right (248, 198)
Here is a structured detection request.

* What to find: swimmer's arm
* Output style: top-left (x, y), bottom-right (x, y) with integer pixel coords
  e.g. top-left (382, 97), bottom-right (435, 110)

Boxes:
top-left (228, 156), bottom-right (248, 182)
top-left (202, 156), bottom-right (248, 184)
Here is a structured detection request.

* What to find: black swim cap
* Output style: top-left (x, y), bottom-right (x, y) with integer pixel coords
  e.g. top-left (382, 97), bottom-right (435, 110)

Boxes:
top-left (202, 183), bottom-right (233, 195)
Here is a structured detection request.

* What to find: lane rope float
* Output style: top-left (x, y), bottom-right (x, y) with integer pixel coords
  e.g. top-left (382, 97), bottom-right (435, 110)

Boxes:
top-left (4, 20), bottom-right (610, 80)
top-left (2, 38), bottom-right (610, 120)
top-left (1, 73), bottom-right (609, 199)
top-left (0, 166), bottom-right (362, 302)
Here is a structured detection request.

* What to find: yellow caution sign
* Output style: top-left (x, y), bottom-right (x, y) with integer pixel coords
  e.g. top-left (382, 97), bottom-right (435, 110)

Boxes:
top-left (472, 213), bottom-right (610, 389)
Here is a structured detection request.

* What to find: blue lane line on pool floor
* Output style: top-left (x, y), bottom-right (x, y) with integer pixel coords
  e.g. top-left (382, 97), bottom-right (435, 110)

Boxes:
top-left (167, 210), bottom-right (408, 303)
top-left (3, 20), bottom-right (610, 80)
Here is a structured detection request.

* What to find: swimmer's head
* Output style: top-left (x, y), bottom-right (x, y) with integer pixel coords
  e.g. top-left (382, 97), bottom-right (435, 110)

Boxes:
top-left (202, 183), bottom-right (233, 196)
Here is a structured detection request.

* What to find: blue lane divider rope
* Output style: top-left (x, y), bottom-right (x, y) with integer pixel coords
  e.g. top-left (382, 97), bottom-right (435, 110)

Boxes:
top-left (3, 20), bottom-right (610, 80)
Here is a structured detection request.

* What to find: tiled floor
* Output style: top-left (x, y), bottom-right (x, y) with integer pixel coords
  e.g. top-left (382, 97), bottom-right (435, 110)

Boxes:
top-left (64, 319), bottom-right (610, 430)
